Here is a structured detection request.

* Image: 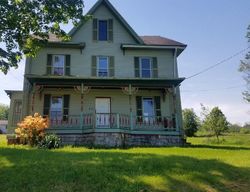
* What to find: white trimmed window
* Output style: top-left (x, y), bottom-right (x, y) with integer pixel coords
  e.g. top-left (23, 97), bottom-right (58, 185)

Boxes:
top-left (97, 56), bottom-right (109, 77)
top-left (135, 57), bottom-right (158, 78)
top-left (50, 96), bottom-right (63, 120)
top-left (140, 57), bottom-right (152, 78)
top-left (52, 55), bottom-right (65, 76)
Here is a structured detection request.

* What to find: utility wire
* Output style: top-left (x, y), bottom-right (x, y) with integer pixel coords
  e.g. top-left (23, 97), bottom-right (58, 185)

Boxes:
top-left (186, 46), bottom-right (250, 80)
top-left (182, 84), bottom-right (247, 93)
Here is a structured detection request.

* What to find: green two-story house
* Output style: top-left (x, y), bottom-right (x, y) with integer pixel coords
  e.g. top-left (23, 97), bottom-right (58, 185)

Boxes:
top-left (6, 0), bottom-right (187, 146)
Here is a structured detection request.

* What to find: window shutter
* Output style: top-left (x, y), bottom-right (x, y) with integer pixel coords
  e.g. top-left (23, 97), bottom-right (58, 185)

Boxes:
top-left (63, 95), bottom-right (70, 121)
top-left (65, 55), bottom-right (71, 76)
top-left (93, 18), bottom-right (98, 41)
top-left (47, 54), bottom-right (52, 75)
top-left (109, 56), bottom-right (114, 77)
top-left (43, 94), bottom-right (51, 116)
top-left (154, 96), bottom-right (161, 121)
top-left (108, 19), bottom-right (113, 42)
top-left (152, 57), bottom-right (158, 78)
top-left (134, 57), bottom-right (140, 77)
top-left (136, 96), bottom-right (142, 117)
top-left (91, 56), bottom-right (97, 77)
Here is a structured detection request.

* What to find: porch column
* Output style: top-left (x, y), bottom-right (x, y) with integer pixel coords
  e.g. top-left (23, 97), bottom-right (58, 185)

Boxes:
top-left (74, 83), bottom-right (91, 132)
top-left (31, 84), bottom-right (43, 114)
top-left (122, 84), bottom-right (138, 130)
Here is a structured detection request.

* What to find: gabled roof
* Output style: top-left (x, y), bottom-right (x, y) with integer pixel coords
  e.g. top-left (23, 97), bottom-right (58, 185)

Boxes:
top-left (69, 0), bottom-right (144, 44)
top-left (140, 36), bottom-right (186, 47)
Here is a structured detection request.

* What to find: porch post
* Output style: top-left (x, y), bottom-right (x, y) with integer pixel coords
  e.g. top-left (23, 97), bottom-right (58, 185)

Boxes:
top-left (121, 84), bottom-right (138, 130)
top-left (116, 113), bottom-right (120, 129)
top-left (80, 83), bottom-right (84, 132)
top-left (75, 83), bottom-right (91, 132)
top-left (128, 84), bottom-right (133, 130)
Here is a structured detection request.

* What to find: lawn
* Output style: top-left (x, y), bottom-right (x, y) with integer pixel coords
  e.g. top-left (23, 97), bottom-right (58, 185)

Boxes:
top-left (0, 134), bottom-right (250, 192)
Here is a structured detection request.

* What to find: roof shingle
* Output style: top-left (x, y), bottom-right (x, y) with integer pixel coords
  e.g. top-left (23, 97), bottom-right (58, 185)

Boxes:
top-left (140, 36), bottom-right (186, 47)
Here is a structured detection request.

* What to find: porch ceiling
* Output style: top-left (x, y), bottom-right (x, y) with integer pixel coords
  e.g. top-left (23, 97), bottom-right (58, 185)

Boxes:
top-left (25, 75), bottom-right (185, 88)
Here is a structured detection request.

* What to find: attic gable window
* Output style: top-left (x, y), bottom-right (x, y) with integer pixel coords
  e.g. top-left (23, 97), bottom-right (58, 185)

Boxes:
top-left (93, 18), bottom-right (113, 41)
top-left (99, 20), bottom-right (108, 41)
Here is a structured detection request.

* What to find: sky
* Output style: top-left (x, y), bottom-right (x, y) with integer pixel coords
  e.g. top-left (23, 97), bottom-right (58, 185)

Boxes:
top-left (0, 0), bottom-right (250, 125)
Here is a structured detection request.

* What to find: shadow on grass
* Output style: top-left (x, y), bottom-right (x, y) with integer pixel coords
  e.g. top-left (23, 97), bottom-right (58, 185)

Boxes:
top-left (0, 147), bottom-right (250, 192)
top-left (188, 144), bottom-right (250, 151)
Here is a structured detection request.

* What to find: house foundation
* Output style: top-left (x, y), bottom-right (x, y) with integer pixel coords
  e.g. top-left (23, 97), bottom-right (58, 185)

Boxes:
top-left (58, 133), bottom-right (184, 147)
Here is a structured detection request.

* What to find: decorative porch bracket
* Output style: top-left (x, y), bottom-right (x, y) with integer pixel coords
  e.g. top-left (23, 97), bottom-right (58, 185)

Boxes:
top-left (121, 84), bottom-right (138, 130)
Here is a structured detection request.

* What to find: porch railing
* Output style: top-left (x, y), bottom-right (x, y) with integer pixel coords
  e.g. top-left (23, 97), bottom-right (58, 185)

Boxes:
top-left (48, 113), bottom-right (177, 132)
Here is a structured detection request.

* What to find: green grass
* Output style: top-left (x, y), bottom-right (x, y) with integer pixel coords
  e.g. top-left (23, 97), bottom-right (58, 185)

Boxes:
top-left (0, 134), bottom-right (250, 192)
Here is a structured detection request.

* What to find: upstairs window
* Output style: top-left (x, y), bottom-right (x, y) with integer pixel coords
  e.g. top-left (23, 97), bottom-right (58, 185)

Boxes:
top-left (140, 58), bottom-right (152, 78)
top-left (93, 18), bottom-right (113, 41)
top-left (91, 56), bottom-right (115, 77)
top-left (52, 55), bottom-right (65, 75)
top-left (47, 54), bottom-right (71, 76)
top-left (98, 56), bottom-right (108, 77)
top-left (134, 57), bottom-right (158, 78)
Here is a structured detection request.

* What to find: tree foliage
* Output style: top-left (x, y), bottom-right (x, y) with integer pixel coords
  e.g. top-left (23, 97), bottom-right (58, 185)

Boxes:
top-left (182, 108), bottom-right (199, 137)
top-left (0, 103), bottom-right (9, 120)
top-left (202, 106), bottom-right (229, 141)
top-left (0, 0), bottom-right (84, 74)
top-left (239, 24), bottom-right (250, 102)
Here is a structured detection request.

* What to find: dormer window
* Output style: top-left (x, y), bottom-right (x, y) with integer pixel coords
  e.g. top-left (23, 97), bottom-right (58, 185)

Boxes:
top-left (93, 18), bottom-right (113, 42)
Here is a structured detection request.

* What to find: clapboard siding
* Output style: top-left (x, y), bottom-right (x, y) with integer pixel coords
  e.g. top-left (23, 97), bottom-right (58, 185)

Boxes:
top-left (29, 89), bottom-right (172, 119)
top-left (28, 4), bottom-right (175, 78)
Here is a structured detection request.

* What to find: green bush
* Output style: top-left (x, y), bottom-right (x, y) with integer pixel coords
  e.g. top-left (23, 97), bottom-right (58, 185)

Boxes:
top-left (240, 128), bottom-right (250, 134)
top-left (38, 134), bottom-right (61, 149)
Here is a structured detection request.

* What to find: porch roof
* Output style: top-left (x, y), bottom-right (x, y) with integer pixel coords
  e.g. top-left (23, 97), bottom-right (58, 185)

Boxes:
top-left (25, 75), bottom-right (185, 88)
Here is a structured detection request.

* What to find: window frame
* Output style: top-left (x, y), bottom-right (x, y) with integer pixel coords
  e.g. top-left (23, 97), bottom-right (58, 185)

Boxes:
top-left (50, 96), bottom-right (63, 120)
top-left (98, 20), bottom-right (108, 41)
top-left (139, 57), bottom-right (152, 78)
top-left (142, 97), bottom-right (155, 117)
top-left (12, 100), bottom-right (22, 126)
top-left (52, 55), bottom-right (65, 76)
top-left (97, 56), bottom-right (109, 77)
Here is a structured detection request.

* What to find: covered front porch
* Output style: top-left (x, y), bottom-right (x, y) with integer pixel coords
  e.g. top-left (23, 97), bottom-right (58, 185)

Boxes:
top-left (25, 75), bottom-right (184, 136)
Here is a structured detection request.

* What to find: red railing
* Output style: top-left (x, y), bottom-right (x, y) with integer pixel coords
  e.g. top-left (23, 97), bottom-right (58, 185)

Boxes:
top-left (47, 113), bottom-right (177, 131)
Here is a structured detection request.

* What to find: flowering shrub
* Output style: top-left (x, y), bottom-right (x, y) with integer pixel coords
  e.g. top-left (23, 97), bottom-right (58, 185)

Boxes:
top-left (15, 113), bottom-right (48, 146)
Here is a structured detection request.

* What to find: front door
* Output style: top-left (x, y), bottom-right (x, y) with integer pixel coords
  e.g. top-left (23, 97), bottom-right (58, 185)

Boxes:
top-left (95, 98), bottom-right (111, 128)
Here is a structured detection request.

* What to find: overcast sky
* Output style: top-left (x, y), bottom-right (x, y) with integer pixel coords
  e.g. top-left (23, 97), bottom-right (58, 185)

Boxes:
top-left (0, 0), bottom-right (249, 125)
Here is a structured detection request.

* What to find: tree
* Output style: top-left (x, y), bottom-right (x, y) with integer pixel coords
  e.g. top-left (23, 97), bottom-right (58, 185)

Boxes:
top-left (239, 24), bottom-right (250, 102)
top-left (0, 103), bottom-right (9, 120)
top-left (202, 107), bottom-right (229, 142)
top-left (0, 0), bottom-right (85, 74)
top-left (182, 108), bottom-right (199, 137)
